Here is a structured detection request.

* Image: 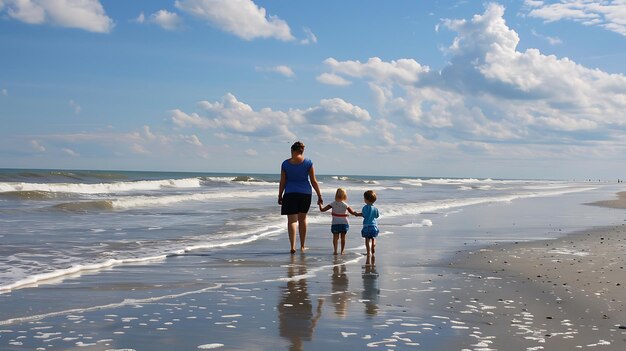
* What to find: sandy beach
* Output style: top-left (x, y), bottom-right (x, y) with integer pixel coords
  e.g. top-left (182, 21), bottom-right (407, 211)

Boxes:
top-left (448, 201), bottom-right (626, 349)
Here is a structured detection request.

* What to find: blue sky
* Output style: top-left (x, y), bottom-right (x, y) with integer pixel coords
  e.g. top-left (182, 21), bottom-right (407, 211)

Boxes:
top-left (1, 0), bottom-right (626, 179)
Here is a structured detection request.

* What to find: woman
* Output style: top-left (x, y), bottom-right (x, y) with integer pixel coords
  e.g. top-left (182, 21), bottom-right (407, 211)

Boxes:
top-left (278, 141), bottom-right (323, 254)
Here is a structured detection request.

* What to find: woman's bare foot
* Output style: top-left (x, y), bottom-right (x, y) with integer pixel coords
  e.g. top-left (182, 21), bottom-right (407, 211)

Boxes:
top-left (333, 251), bottom-right (338, 255)
top-left (290, 249), bottom-right (296, 254)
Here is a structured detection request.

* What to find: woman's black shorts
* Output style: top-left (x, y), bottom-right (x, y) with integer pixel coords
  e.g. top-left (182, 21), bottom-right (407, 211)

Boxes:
top-left (281, 193), bottom-right (312, 215)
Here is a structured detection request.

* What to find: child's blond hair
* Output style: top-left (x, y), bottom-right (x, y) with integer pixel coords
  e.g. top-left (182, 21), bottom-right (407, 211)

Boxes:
top-left (335, 188), bottom-right (347, 201)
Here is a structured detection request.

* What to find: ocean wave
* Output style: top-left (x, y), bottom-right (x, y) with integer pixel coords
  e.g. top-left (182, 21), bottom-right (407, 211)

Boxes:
top-left (201, 176), bottom-right (276, 186)
top-left (0, 190), bottom-right (73, 200)
top-left (53, 200), bottom-right (114, 212)
top-left (0, 225), bottom-right (283, 295)
top-left (49, 189), bottom-right (278, 211)
top-left (331, 176), bottom-right (380, 185)
top-left (0, 178), bottom-right (202, 194)
top-left (399, 179), bottom-right (423, 187)
top-left (379, 186), bottom-right (594, 219)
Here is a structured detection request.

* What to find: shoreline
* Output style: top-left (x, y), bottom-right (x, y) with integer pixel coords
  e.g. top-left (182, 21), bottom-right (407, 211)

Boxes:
top-left (446, 197), bottom-right (626, 349)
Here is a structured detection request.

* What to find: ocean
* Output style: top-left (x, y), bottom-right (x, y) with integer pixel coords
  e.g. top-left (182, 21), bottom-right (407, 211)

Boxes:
top-left (0, 168), bottom-right (623, 350)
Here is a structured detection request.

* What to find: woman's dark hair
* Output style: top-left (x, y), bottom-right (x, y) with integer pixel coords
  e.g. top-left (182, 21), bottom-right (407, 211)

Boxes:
top-left (291, 141), bottom-right (305, 153)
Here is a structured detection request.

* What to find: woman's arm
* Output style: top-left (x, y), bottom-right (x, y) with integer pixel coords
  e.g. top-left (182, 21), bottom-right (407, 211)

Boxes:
top-left (309, 165), bottom-right (323, 205)
top-left (278, 169), bottom-right (286, 205)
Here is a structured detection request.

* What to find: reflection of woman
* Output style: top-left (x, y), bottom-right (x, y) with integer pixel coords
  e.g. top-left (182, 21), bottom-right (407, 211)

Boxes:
top-left (278, 255), bottom-right (324, 351)
top-left (278, 141), bottom-right (323, 254)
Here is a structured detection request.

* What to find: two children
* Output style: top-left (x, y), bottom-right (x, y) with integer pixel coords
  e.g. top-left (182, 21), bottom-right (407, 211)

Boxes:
top-left (319, 188), bottom-right (379, 256)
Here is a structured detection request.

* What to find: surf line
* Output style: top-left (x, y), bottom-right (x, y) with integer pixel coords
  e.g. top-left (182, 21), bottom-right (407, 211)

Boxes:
top-left (0, 283), bottom-right (225, 326)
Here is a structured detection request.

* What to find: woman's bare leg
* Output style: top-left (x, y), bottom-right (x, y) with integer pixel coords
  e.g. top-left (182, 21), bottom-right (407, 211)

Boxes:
top-left (287, 214), bottom-right (298, 254)
top-left (332, 234), bottom-right (339, 255)
top-left (297, 213), bottom-right (307, 251)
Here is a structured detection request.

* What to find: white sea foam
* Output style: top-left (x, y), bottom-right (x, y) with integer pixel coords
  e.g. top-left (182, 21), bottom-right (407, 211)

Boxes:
top-left (0, 225), bottom-right (283, 294)
top-left (111, 190), bottom-right (277, 209)
top-left (0, 178), bottom-right (202, 194)
top-left (379, 187), bottom-right (594, 219)
top-left (402, 219), bottom-right (433, 227)
top-left (0, 255), bottom-right (169, 294)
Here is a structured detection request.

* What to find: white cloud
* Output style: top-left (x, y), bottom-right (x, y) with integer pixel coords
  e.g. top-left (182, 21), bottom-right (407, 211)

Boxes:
top-left (62, 148), bottom-right (79, 157)
top-left (256, 65), bottom-right (294, 77)
top-left (190, 93), bottom-right (295, 139)
top-left (317, 3), bottom-right (626, 155)
top-left (525, 0), bottom-right (626, 37)
top-left (322, 57), bottom-right (429, 85)
top-left (2, 0), bottom-right (114, 33)
top-left (175, 0), bottom-right (294, 41)
top-left (31, 140), bottom-right (45, 152)
top-left (69, 99), bottom-right (81, 114)
top-left (316, 72), bottom-right (351, 86)
top-left (531, 29), bottom-right (562, 45)
top-left (135, 12), bottom-right (145, 24)
top-left (300, 27), bottom-right (317, 45)
top-left (1, 88), bottom-right (7, 96)
top-left (149, 9), bottom-right (182, 31)
top-left (172, 93), bottom-right (373, 141)
top-left (244, 148), bottom-right (258, 156)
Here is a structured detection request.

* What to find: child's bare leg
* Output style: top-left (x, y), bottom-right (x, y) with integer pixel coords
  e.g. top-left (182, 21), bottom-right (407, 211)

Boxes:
top-left (340, 233), bottom-right (346, 255)
top-left (332, 233), bottom-right (339, 255)
top-left (365, 238), bottom-right (371, 256)
top-left (371, 238), bottom-right (376, 254)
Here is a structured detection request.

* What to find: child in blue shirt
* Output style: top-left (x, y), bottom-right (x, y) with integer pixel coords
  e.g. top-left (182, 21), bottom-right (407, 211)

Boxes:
top-left (355, 190), bottom-right (379, 256)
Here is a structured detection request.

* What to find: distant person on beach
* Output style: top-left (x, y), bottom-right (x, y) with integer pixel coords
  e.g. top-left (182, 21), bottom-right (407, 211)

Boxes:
top-left (278, 141), bottom-right (323, 254)
top-left (319, 188), bottom-right (358, 255)
top-left (355, 190), bottom-right (380, 256)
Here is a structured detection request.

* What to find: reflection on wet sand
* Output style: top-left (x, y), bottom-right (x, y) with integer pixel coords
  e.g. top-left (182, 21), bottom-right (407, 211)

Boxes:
top-left (362, 255), bottom-right (379, 317)
top-left (331, 256), bottom-right (350, 318)
top-left (278, 254), bottom-right (324, 351)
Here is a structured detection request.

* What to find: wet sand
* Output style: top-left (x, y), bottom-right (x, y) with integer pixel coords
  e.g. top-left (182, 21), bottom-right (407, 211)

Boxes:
top-left (448, 205), bottom-right (626, 349)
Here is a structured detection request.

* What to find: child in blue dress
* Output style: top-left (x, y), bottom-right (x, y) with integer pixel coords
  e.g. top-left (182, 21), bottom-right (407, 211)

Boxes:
top-left (355, 190), bottom-right (379, 256)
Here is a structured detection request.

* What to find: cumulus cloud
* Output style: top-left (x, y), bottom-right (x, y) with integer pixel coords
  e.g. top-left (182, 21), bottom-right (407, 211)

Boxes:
top-left (175, 0), bottom-right (294, 41)
top-left (1, 88), bottom-right (7, 96)
top-left (256, 65), bottom-right (295, 77)
top-left (322, 57), bottom-right (429, 85)
top-left (1, 0), bottom-right (114, 33)
top-left (316, 73), bottom-right (351, 86)
top-left (171, 93), bottom-right (373, 141)
top-left (524, 0), bottom-right (626, 36)
top-left (318, 3), bottom-right (626, 155)
top-left (149, 9), bottom-right (182, 31)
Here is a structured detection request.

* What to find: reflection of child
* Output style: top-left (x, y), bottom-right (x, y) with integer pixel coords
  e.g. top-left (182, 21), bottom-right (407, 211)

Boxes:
top-left (319, 188), bottom-right (358, 255)
top-left (355, 190), bottom-right (379, 256)
top-left (362, 255), bottom-right (379, 316)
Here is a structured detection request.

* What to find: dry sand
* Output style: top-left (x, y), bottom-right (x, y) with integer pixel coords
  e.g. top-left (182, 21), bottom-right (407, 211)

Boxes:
top-left (447, 196), bottom-right (626, 350)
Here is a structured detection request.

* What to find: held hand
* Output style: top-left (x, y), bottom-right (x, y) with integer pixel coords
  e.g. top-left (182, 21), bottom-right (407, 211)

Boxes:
top-left (278, 196), bottom-right (283, 205)
top-left (317, 196), bottom-right (323, 206)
